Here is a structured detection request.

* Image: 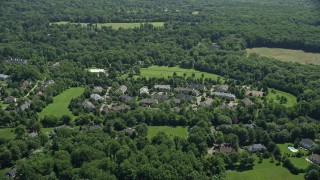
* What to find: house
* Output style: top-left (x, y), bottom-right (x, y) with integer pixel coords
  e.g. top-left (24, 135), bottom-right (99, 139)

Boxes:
top-left (4, 96), bottom-right (16, 104)
top-left (300, 139), bottom-right (318, 150)
top-left (21, 80), bottom-right (32, 90)
top-left (139, 98), bottom-right (158, 106)
top-left (90, 94), bottom-right (104, 102)
top-left (6, 168), bottom-right (16, 178)
top-left (176, 94), bottom-right (194, 103)
top-left (245, 123), bottom-right (256, 129)
top-left (119, 95), bottom-right (134, 102)
top-left (140, 87), bottom-right (149, 96)
top-left (5, 58), bottom-right (28, 64)
top-left (151, 93), bottom-right (169, 101)
top-left (165, 99), bottom-right (181, 106)
top-left (242, 98), bottom-right (253, 107)
top-left (215, 85), bottom-right (229, 93)
top-left (88, 68), bottom-right (107, 74)
top-left (85, 125), bottom-right (101, 131)
top-left (189, 84), bottom-right (206, 91)
top-left (174, 87), bottom-right (197, 96)
top-left (244, 144), bottom-right (266, 152)
top-left (43, 79), bottom-right (54, 89)
top-left (154, 85), bottom-right (171, 91)
top-left (0, 74), bottom-right (9, 81)
top-left (212, 92), bottom-right (236, 100)
top-left (122, 128), bottom-right (138, 136)
top-left (54, 125), bottom-right (71, 132)
top-left (199, 98), bottom-right (213, 107)
top-left (218, 145), bottom-right (235, 153)
top-left (82, 101), bottom-right (95, 110)
top-left (117, 85), bottom-right (127, 94)
top-left (308, 154), bottom-right (320, 165)
top-left (29, 131), bottom-right (38, 137)
top-left (246, 90), bottom-right (264, 97)
top-left (92, 86), bottom-right (104, 94)
top-left (20, 100), bottom-right (31, 111)
top-left (102, 105), bottom-right (131, 114)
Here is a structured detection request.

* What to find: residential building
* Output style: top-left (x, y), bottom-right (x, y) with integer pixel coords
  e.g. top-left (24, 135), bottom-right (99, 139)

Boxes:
top-left (29, 131), bottom-right (38, 137)
top-left (174, 87), bottom-right (197, 96)
top-left (246, 90), bottom-right (264, 97)
top-left (151, 93), bottom-right (169, 101)
top-left (176, 94), bottom-right (194, 103)
top-left (92, 86), bottom-right (104, 94)
top-left (244, 144), bottom-right (266, 152)
top-left (0, 74), bottom-right (9, 81)
top-left (140, 87), bottom-right (149, 96)
top-left (308, 154), bottom-right (320, 165)
top-left (82, 101), bottom-right (95, 110)
top-left (215, 85), bottom-right (229, 93)
top-left (199, 98), bottom-right (213, 107)
top-left (21, 80), bottom-right (31, 90)
top-left (212, 92), bottom-right (236, 100)
top-left (139, 98), bottom-right (158, 106)
top-left (102, 105), bottom-right (131, 114)
top-left (117, 85), bottom-right (127, 94)
top-left (119, 95), bottom-right (134, 102)
top-left (85, 125), bottom-right (101, 131)
top-left (154, 85), bottom-right (171, 91)
top-left (189, 84), bottom-right (206, 91)
top-left (6, 168), bottom-right (16, 178)
top-left (20, 100), bottom-right (31, 111)
top-left (4, 58), bottom-right (28, 64)
top-left (300, 139), bottom-right (318, 150)
top-left (4, 96), bottom-right (16, 104)
top-left (122, 128), bottom-right (138, 136)
top-left (90, 94), bottom-right (104, 102)
top-left (242, 98), bottom-right (253, 107)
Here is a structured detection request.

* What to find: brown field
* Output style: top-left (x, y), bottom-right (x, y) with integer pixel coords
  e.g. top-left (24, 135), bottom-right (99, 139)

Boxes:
top-left (247, 48), bottom-right (320, 65)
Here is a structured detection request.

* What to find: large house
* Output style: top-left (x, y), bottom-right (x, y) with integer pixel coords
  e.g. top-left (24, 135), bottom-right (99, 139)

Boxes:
top-left (215, 85), bottom-right (229, 93)
top-left (151, 93), bottom-right (169, 101)
top-left (102, 105), bottom-right (131, 114)
top-left (119, 95), bottom-right (134, 102)
top-left (174, 87), bottom-right (197, 96)
top-left (246, 90), bottom-right (264, 97)
top-left (189, 84), bottom-right (206, 91)
top-left (244, 144), bottom-right (266, 152)
top-left (117, 85), bottom-right (127, 94)
top-left (199, 98), bottom-right (213, 107)
top-left (82, 101), bottom-right (95, 110)
top-left (4, 96), bottom-right (16, 104)
top-left (308, 154), bottom-right (320, 165)
top-left (90, 94), bottom-right (104, 102)
top-left (140, 87), bottom-right (149, 96)
top-left (212, 92), bottom-right (236, 100)
top-left (20, 100), bottom-right (31, 111)
top-left (0, 74), bottom-right (9, 81)
top-left (139, 98), bottom-right (158, 106)
top-left (154, 85), bottom-right (171, 91)
top-left (242, 98), bottom-right (253, 107)
top-left (84, 125), bottom-right (101, 131)
top-left (122, 128), bottom-right (138, 137)
top-left (6, 168), bottom-right (16, 178)
top-left (300, 139), bottom-right (318, 150)
top-left (92, 86), bottom-right (104, 94)
top-left (5, 58), bottom-right (28, 64)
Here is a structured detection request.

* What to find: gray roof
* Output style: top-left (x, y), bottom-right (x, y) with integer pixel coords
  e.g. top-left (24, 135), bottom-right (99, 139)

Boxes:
top-left (0, 74), bottom-right (9, 79)
top-left (212, 92), bottom-right (236, 99)
top-left (92, 86), bottom-right (103, 94)
top-left (86, 125), bottom-right (100, 131)
top-left (117, 85), bottom-right (127, 93)
top-left (20, 100), bottom-right (31, 110)
top-left (140, 87), bottom-right (149, 95)
top-left (119, 95), bottom-right (134, 102)
top-left (123, 128), bottom-right (138, 136)
top-left (90, 94), bottom-right (104, 101)
top-left (200, 98), bottom-right (213, 106)
top-left (82, 101), bottom-right (95, 109)
top-left (215, 85), bottom-right (229, 93)
top-left (140, 98), bottom-right (158, 105)
top-left (242, 98), bottom-right (253, 106)
top-left (29, 131), bottom-right (38, 137)
top-left (6, 168), bottom-right (16, 177)
top-left (244, 144), bottom-right (266, 152)
top-left (154, 85), bottom-right (171, 90)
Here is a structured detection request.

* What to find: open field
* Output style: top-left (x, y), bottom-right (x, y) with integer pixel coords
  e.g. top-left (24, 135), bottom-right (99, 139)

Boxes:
top-left (137, 66), bottom-right (224, 81)
top-left (0, 128), bottom-right (15, 139)
top-left (147, 126), bottom-right (188, 139)
top-left (39, 87), bottom-right (84, 118)
top-left (227, 155), bottom-right (304, 180)
top-left (247, 48), bottom-right (320, 65)
top-left (0, 168), bottom-right (9, 177)
top-left (266, 89), bottom-right (297, 107)
top-left (51, 21), bottom-right (165, 29)
top-left (277, 143), bottom-right (310, 170)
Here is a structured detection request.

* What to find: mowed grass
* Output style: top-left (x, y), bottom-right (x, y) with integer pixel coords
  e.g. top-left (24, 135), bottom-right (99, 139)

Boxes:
top-left (39, 87), bottom-right (84, 118)
top-left (0, 168), bottom-right (9, 177)
top-left (227, 156), bottom-right (304, 180)
top-left (138, 66), bottom-right (224, 81)
top-left (51, 21), bottom-right (164, 29)
top-left (247, 48), bottom-right (320, 65)
top-left (266, 89), bottom-right (297, 107)
top-left (147, 126), bottom-right (188, 140)
top-left (277, 143), bottom-right (310, 170)
top-left (0, 128), bottom-right (15, 139)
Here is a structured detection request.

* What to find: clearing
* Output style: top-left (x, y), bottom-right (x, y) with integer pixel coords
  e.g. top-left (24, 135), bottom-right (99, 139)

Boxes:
top-left (137, 66), bottom-right (224, 81)
top-left (50, 21), bottom-right (165, 29)
top-left (247, 48), bottom-right (320, 65)
top-left (277, 143), bottom-right (310, 170)
top-left (0, 128), bottom-right (15, 139)
top-left (147, 126), bottom-right (188, 140)
top-left (39, 87), bottom-right (84, 118)
top-left (266, 89), bottom-right (297, 107)
top-left (227, 155), bottom-right (304, 180)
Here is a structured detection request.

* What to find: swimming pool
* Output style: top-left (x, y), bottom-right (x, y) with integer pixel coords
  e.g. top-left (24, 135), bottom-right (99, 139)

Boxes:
top-left (288, 146), bottom-right (298, 153)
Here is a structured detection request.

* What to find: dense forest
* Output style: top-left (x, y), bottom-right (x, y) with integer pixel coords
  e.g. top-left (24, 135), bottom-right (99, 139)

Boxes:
top-left (0, 0), bottom-right (320, 179)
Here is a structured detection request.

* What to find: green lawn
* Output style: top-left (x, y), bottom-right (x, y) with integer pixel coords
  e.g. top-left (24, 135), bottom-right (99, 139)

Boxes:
top-left (136, 66), bottom-right (224, 82)
top-left (0, 168), bottom-right (9, 177)
top-left (266, 89), bottom-right (297, 107)
top-left (39, 87), bottom-right (84, 118)
top-left (227, 156), bottom-right (304, 180)
top-left (147, 126), bottom-right (188, 140)
top-left (0, 128), bottom-right (15, 139)
top-left (41, 127), bottom-right (54, 134)
top-left (0, 101), bottom-right (9, 109)
top-left (277, 143), bottom-right (310, 170)
top-left (51, 21), bottom-right (165, 29)
top-left (247, 48), bottom-right (320, 65)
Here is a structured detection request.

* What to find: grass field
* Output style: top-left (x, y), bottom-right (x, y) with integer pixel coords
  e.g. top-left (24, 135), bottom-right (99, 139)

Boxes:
top-left (0, 128), bottom-right (15, 139)
top-left (266, 89), bottom-right (297, 107)
top-left (137, 66), bottom-right (224, 81)
top-left (227, 155), bottom-right (304, 180)
top-left (51, 21), bottom-right (165, 29)
top-left (147, 126), bottom-right (188, 139)
top-left (0, 168), bottom-right (9, 177)
top-left (277, 143), bottom-right (310, 170)
top-left (41, 127), bottom-right (54, 134)
top-left (0, 101), bottom-right (9, 109)
top-left (247, 48), bottom-right (320, 65)
top-left (39, 87), bottom-right (84, 118)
